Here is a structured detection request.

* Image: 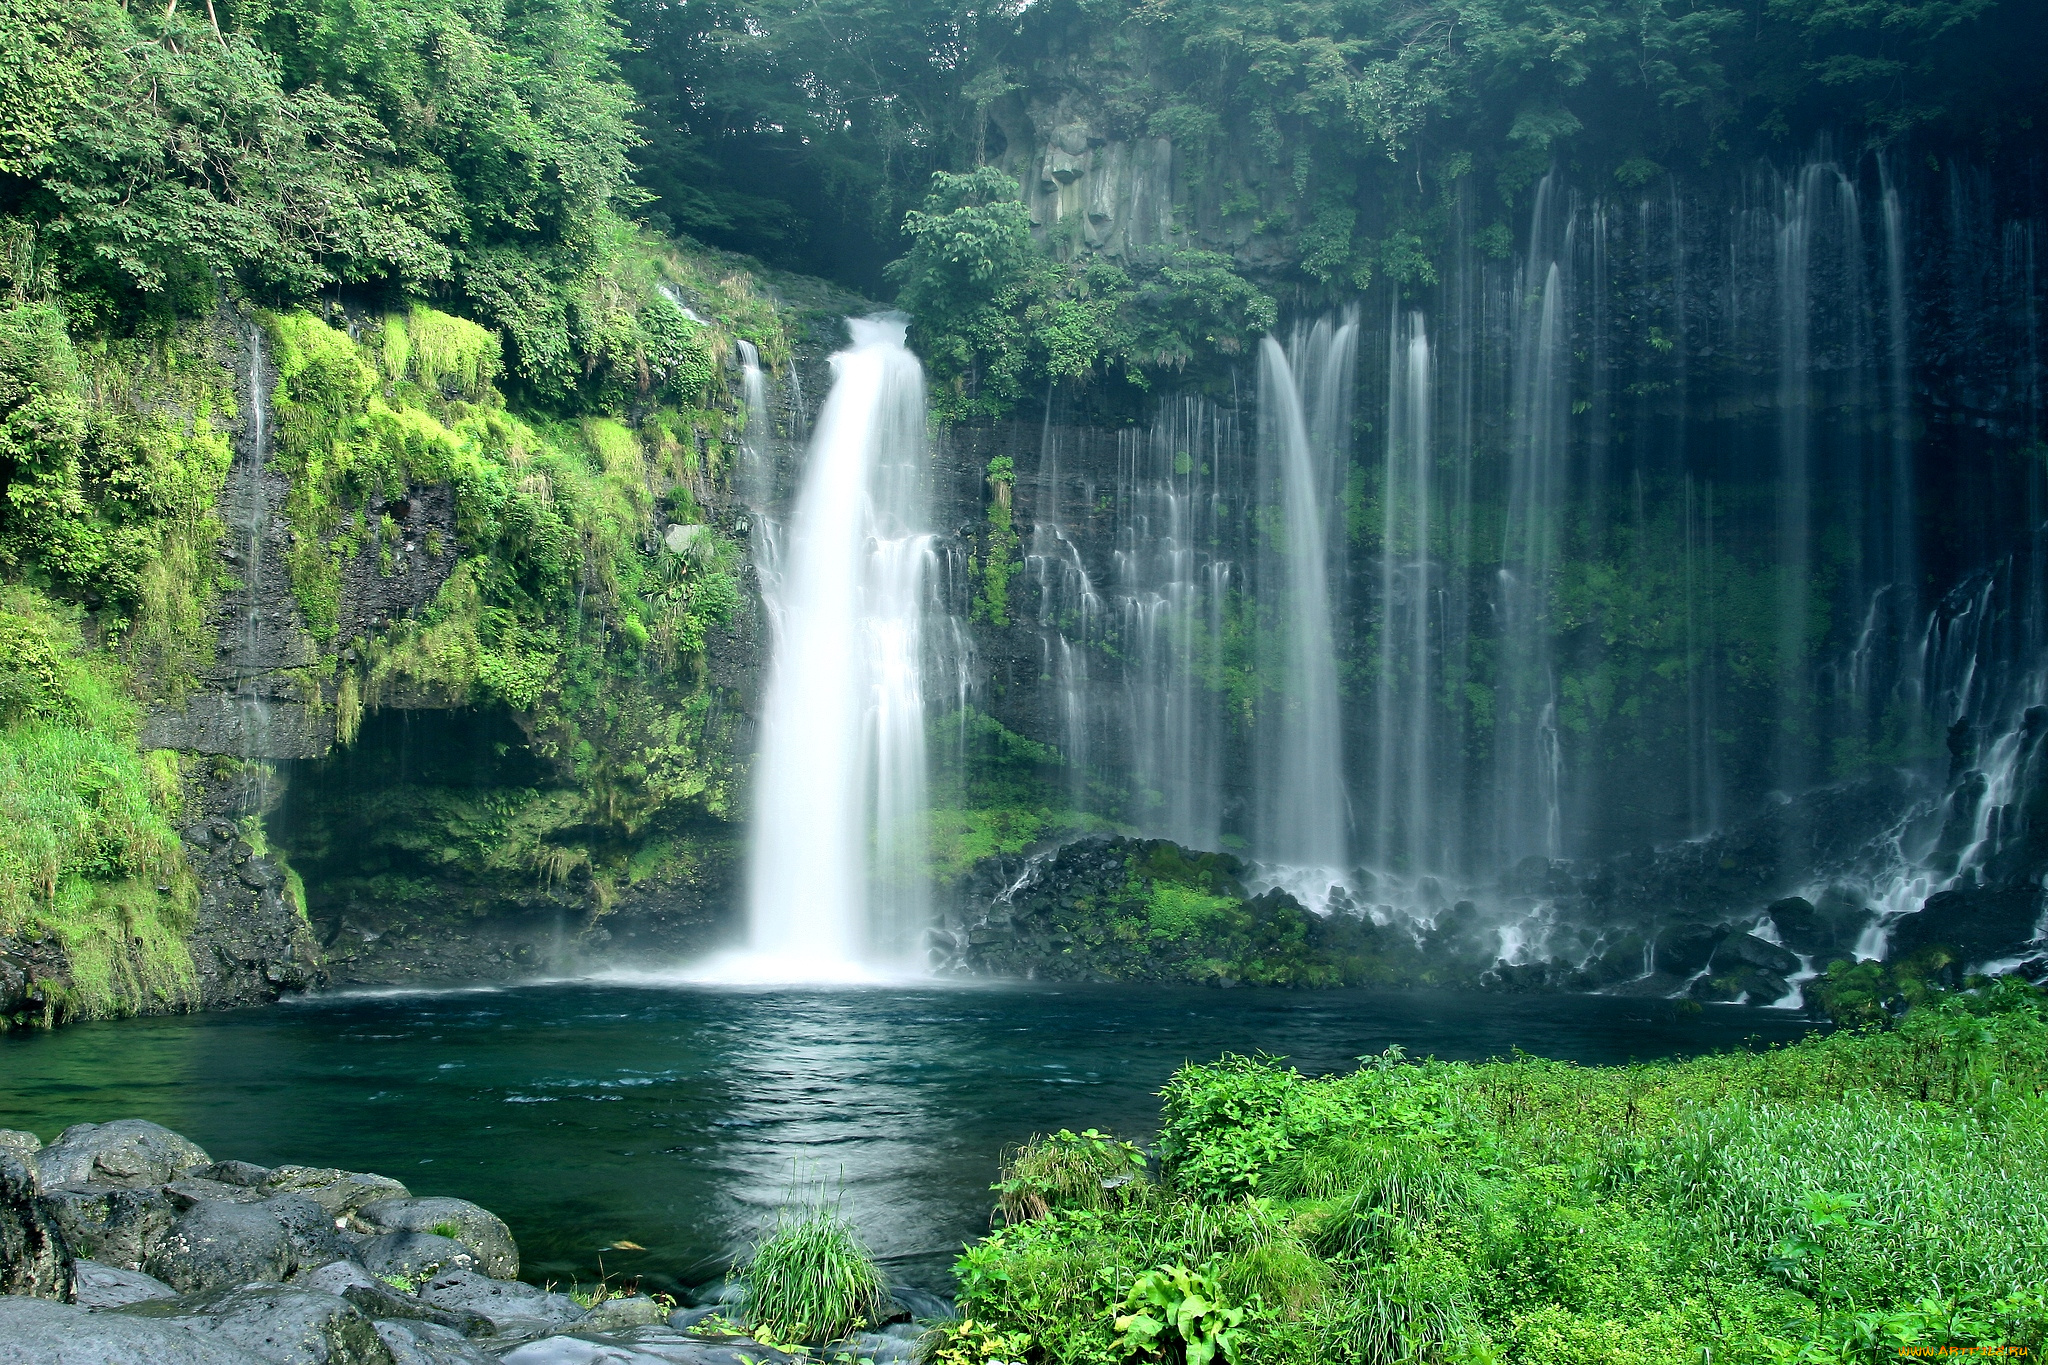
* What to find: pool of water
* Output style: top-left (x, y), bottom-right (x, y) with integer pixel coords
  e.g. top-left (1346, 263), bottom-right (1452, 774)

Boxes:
top-left (0, 982), bottom-right (1817, 1294)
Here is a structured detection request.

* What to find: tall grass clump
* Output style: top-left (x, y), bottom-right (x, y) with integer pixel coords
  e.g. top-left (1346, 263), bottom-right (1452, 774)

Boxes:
top-left (995, 1128), bottom-right (1150, 1224)
top-left (741, 1193), bottom-right (887, 1345)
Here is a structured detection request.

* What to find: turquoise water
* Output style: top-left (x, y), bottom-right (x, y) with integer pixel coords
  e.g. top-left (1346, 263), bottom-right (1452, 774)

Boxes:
top-left (0, 983), bottom-right (1816, 1294)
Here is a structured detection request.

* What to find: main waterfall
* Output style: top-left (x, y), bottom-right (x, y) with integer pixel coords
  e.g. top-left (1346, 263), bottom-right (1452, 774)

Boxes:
top-left (729, 317), bottom-right (934, 981)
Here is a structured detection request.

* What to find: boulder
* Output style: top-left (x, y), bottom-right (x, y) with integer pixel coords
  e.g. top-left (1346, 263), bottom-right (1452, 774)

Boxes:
top-left (356, 1199), bottom-right (516, 1280)
top-left (415, 1268), bottom-right (584, 1339)
top-left (202, 1162), bottom-right (277, 1190)
top-left (261, 1194), bottom-right (358, 1270)
top-left (358, 1233), bottom-right (477, 1286)
top-left (0, 1296), bottom-right (269, 1364)
top-left (0, 1152), bottom-right (69, 1299)
top-left (145, 1199), bottom-right (297, 1293)
top-left (136, 1283), bottom-right (393, 1365)
top-left (371, 1320), bottom-right (496, 1365)
top-left (1889, 886), bottom-right (2046, 964)
top-left (1769, 894), bottom-right (1871, 960)
top-left (1653, 923), bottom-right (1723, 975)
top-left (35, 1121), bottom-right (210, 1190)
top-left (580, 1295), bottom-right (666, 1331)
top-left (263, 1169), bottom-right (410, 1221)
top-left (1709, 933), bottom-right (1801, 978)
top-left (70, 1258), bottom-right (179, 1308)
top-left (0, 1130), bottom-right (43, 1165)
top-left (496, 1332), bottom-right (771, 1364)
top-left (34, 1183), bottom-right (175, 1273)
top-left (293, 1260), bottom-right (491, 1338)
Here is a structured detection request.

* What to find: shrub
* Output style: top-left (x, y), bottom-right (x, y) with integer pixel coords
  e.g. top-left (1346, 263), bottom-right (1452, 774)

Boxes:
top-left (994, 1129), bottom-right (1149, 1224)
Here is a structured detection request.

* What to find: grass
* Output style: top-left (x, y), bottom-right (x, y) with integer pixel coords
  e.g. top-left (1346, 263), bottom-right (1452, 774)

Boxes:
top-left (952, 981), bottom-right (2048, 1365)
top-left (741, 1193), bottom-right (888, 1346)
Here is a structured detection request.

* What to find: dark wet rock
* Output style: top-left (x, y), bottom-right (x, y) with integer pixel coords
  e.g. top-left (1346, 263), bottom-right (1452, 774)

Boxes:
top-left (167, 1178), bottom-right (272, 1207)
top-left (579, 1296), bottom-right (666, 1331)
top-left (1890, 886), bottom-right (2046, 964)
top-left (371, 1319), bottom-right (495, 1365)
top-left (69, 1258), bottom-right (179, 1308)
top-left (882, 1287), bottom-right (954, 1323)
top-left (1710, 933), bottom-right (1801, 978)
top-left (201, 1163), bottom-right (277, 1190)
top-left (683, 1279), bottom-right (743, 1309)
top-left (1691, 965), bottom-right (1792, 1005)
top-left (1653, 923), bottom-right (1724, 975)
top-left (0, 1295), bottom-right (268, 1363)
top-left (130, 1283), bottom-right (393, 1365)
top-left (291, 1261), bottom-right (492, 1340)
top-left (35, 1121), bottom-right (211, 1190)
top-left (0, 1152), bottom-right (69, 1299)
top-left (146, 1199), bottom-right (298, 1293)
top-left (1605, 970), bottom-right (1693, 998)
top-left (263, 1169), bottom-right (410, 1221)
top-left (34, 1183), bottom-right (174, 1275)
top-left (356, 1199), bottom-right (515, 1280)
top-left (415, 1269), bottom-right (583, 1339)
top-left (357, 1233), bottom-right (476, 1285)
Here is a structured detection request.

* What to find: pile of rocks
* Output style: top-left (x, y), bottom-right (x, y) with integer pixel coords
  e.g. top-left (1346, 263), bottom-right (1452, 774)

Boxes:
top-left (0, 1120), bottom-right (943, 1364)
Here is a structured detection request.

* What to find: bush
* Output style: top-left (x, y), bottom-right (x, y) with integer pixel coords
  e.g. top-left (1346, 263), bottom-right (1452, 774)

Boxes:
top-left (994, 1129), bottom-right (1149, 1224)
top-left (951, 984), bottom-right (2048, 1364)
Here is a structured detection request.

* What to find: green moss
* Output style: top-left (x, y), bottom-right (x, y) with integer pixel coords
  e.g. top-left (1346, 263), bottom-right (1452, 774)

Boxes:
top-left (971, 456), bottom-right (1020, 627)
top-left (0, 588), bottom-right (196, 1021)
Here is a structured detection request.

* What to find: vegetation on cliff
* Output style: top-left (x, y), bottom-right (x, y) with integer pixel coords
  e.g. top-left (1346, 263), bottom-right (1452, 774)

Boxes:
top-left (956, 981), bottom-right (2048, 1363)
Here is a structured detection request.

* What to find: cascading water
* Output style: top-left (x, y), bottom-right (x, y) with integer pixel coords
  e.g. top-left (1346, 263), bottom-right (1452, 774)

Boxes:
top-left (1372, 310), bottom-right (1436, 874)
top-left (1255, 319), bottom-right (1354, 882)
top-left (721, 317), bottom-right (936, 981)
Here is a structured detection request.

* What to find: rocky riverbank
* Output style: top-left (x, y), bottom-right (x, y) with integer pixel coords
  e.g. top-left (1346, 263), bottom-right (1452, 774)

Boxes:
top-left (0, 1120), bottom-right (948, 1364)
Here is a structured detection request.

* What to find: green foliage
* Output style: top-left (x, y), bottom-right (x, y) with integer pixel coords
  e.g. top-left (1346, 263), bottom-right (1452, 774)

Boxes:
top-left (0, 588), bottom-right (195, 1020)
top-left (974, 455), bottom-right (1021, 626)
top-left (995, 1129), bottom-right (1151, 1224)
top-left (955, 984), bottom-right (2048, 1365)
top-left (890, 171), bottom-right (1275, 422)
top-left (920, 1318), bottom-right (1034, 1365)
top-left (1113, 1263), bottom-right (1246, 1365)
top-left (741, 1198), bottom-right (888, 1345)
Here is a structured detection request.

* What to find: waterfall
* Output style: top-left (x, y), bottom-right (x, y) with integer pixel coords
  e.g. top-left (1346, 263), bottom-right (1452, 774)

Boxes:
top-left (725, 317), bottom-right (935, 981)
top-left (1372, 310), bottom-right (1435, 872)
top-left (1256, 319), bottom-right (1354, 876)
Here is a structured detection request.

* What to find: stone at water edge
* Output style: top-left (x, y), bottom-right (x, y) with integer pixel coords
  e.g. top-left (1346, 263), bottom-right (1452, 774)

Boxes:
top-left (34, 1120), bottom-right (212, 1190)
top-left (580, 1295), bottom-right (668, 1331)
top-left (0, 1153), bottom-right (68, 1300)
top-left (263, 1167), bottom-right (412, 1221)
top-left (1710, 932), bottom-right (1801, 979)
top-left (292, 1258), bottom-right (494, 1338)
top-left (357, 1197), bottom-right (517, 1279)
top-left (0, 1296), bottom-right (267, 1365)
top-left (145, 1198), bottom-right (299, 1293)
top-left (0, 1130), bottom-right (43, 1165)
top-left (358, 1231), bottom-right (480, 1284)
top-left (70, 1258), bottom-right (180, 1308)
top-left (415, 1268), bottom-right (586, 1338)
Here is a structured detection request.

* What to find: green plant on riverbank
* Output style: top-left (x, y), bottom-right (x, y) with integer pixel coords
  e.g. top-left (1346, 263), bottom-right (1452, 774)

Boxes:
top-left (956, 982), bottom-right (2048, 1363)
top-left (742, 1196), bottom-right (888, 1345)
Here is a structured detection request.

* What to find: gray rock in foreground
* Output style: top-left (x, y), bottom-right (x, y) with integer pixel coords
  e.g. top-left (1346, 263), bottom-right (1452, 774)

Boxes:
top-left (68, 1259), bottom-right (178, 1309)
top-left (129, 1283), bottom-right (393, 1365)
top-left (414, 1269), bottom-right (584, 1340)
top-left (0, 1295), bottom-right (267, 1364)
